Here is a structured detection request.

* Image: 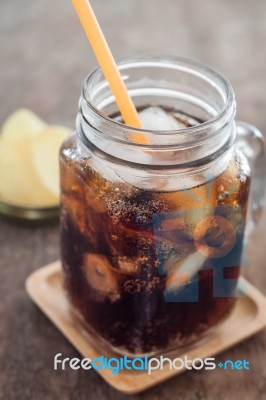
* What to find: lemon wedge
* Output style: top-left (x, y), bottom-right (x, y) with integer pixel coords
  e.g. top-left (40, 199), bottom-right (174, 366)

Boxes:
top-left (31, 126), bottom-right (71, 198)
top-left (1, 109), bottom-right (46, 143)
top-left (0, 109), bottom-right (71, 208)
top-left (0, 135), bottom-right (58, 207)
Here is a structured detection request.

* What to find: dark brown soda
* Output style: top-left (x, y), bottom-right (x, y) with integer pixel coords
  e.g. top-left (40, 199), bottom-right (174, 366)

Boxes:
top-left (60, 111), bottom-right (250, 356)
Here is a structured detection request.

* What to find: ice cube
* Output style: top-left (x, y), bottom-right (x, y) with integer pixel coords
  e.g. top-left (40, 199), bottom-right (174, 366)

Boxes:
top-left (165, 251), bottom-right (207, 292)
top-left (139, 107), bottom-right (186, 131)
top-left (90, 156), bottom-right (124, 183)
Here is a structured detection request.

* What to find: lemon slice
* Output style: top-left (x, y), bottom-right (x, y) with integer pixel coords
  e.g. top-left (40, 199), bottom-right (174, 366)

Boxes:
top-left (83, 253), bottom-right (120, 302)
top-left (0, 110), bottom-right (69, 208)
top-left (1, 109), bottom-right (46, 143)
top-left (0, 137), bottom-right (58, 207)
top-left (0, 109), bottom-right (58, 207)
top-left (31, 126), bottom-right (71, 197)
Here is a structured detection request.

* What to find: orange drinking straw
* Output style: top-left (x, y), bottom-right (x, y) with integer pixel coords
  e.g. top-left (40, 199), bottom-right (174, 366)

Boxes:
top-left (72, 0), bottom-right (148, 144)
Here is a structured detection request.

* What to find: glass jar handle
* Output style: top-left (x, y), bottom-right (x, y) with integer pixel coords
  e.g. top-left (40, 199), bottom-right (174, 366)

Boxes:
top-left (236, 121), bottom-right (266, 236)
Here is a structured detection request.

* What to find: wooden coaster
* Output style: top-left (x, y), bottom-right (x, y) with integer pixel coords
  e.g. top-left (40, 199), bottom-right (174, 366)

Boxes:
top-left (26, 261), bottom-right (266, 395)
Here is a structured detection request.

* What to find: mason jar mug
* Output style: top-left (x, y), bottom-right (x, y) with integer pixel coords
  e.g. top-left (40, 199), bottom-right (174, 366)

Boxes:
top-left (60, 57), bottom-right (265, 357)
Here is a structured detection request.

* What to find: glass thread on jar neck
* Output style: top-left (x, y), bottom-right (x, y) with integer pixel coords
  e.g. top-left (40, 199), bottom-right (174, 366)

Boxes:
top-left (77, 56), bottom-right (236, 168)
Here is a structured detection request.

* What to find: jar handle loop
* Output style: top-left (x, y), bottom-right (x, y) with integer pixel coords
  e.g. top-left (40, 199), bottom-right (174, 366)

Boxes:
top-left (236, 121), bottom-right (266, 236)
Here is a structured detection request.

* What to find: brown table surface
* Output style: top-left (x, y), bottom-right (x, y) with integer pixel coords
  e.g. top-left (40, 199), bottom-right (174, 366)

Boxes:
top-left (1, 0), bottom-right (266, 399)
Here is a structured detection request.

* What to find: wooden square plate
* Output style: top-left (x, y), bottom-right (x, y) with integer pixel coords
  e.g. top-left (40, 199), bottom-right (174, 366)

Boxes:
top-left (26, 261), bottom-right (266, 394)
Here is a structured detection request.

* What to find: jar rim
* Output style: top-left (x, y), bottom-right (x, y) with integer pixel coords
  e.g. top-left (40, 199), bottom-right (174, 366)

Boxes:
top-left (81, 55), bottom-right (235, 145)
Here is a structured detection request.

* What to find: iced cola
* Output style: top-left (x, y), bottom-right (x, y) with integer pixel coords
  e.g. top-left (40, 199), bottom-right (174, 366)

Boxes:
top-left (60, 107), bottom-right (250, 356)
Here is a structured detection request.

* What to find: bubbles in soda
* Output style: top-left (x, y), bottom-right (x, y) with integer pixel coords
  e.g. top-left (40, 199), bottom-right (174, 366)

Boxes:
top-left (60, 108), bottom-right (250, 356)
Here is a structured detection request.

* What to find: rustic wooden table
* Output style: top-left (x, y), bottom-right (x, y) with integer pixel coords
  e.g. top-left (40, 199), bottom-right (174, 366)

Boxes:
top-left (1, 0), bottom-right (266, 399)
